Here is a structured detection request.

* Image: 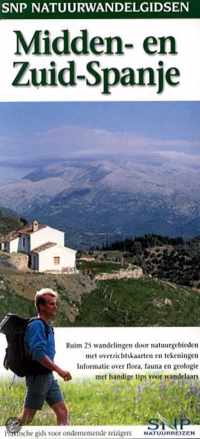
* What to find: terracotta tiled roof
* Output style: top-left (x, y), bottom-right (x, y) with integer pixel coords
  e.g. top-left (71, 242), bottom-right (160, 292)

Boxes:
top-left (31, 242), bottom-right (57, 253)
top-left (18, 223), bottom-right (46, 236)
top-left (0, 223), bottom-right (47, 243)
top-left (0, 231), bottom-right (19, 243)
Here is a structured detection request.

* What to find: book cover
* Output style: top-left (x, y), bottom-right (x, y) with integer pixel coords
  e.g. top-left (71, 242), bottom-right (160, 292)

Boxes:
top-left (0, 1), bottom-right (200, 437)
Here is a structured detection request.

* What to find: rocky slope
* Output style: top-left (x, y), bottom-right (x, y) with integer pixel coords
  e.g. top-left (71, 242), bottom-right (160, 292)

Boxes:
top-left (0, 159), bottom-right (200, 247)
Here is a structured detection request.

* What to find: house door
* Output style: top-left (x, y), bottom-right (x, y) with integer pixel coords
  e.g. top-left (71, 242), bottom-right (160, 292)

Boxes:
top-left (32, 254), bottom-right (38, 271)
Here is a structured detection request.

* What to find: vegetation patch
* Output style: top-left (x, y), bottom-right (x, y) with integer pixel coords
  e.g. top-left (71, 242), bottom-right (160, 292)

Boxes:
top-left (0, 208), bottom-right (26, 235)
top-left (0, 378), bottom-right (200, 426)
top-left (74, 278), bottom-right (200, 326)
top-left (104, 234), bottom-right (200, 288)
top-left (0, 270), bottom-right (95, 326)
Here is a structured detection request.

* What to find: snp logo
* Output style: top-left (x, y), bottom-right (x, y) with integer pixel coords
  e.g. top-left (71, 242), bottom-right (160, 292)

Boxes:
top-left (148, 415), bottom-right (191, 431)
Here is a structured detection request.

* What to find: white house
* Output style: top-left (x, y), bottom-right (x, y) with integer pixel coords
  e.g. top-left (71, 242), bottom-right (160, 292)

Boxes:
top-left (0, 220), bottom-right (76, 273)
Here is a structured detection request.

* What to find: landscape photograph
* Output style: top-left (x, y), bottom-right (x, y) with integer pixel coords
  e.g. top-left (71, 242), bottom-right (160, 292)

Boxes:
top-left (0, 101), bottom-right (200, 326)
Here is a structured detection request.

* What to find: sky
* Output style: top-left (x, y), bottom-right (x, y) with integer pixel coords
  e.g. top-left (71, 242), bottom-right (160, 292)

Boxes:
top-left (0, 102), bottom-right (199, 170)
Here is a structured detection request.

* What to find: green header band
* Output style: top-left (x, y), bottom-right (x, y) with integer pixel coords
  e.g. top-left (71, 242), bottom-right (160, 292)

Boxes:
top-left (0, 0), bottom-right (200, 19)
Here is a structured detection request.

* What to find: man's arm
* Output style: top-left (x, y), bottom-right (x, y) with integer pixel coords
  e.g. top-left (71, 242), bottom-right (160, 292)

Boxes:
top-left (25, 320), bottom-right (72, 381)
top-left (38, 355), bottom-right (72, 381)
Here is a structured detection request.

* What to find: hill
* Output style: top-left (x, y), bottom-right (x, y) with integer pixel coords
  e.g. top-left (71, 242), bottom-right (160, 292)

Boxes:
top-left (1, 211), bottom-right (200, 327)
top-left (0, 268), bottom-right (95, 326)
top-left (0, 158), bottom-right (200, 247)
top-left (0, 207), bottom-right (26, 235)
top-left (0, 266), bottom-right (199, 326)
top-left (104, 234), bottom-right (200, 288)
top-left (73, 277), bottom-right (200, 326)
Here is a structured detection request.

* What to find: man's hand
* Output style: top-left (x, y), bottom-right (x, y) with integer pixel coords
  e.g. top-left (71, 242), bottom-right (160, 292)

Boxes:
top-left (38, 356), bottom-right (72, 381)
top-left (57, 369), bottom-right (72, 381)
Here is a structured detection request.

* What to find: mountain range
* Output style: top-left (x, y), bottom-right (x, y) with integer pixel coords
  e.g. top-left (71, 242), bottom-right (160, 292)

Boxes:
top-left (0, 158), bottom-right (200, 248)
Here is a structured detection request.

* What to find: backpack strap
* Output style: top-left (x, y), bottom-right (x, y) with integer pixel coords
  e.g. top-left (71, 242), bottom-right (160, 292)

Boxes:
top-left (27, 317), bottom-right (53, 338)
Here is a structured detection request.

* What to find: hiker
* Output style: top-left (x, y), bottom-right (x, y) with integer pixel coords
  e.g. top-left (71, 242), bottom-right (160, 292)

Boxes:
top-left (19, 288), bottom-right (72, 425)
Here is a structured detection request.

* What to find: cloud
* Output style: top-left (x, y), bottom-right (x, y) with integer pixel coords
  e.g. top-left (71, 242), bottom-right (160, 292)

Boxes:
top-left (154, 150), bottom-right (200, 167)
top-left (0, 124), bottom-right (199, 164)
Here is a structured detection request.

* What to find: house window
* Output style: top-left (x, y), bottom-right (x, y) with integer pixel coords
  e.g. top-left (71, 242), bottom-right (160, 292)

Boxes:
top-left (22, 237), bottom-right (26, 248)
top-left (54, 256), bottom-right (60, 265)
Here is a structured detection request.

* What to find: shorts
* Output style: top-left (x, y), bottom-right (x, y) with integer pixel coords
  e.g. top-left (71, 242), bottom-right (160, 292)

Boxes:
top-left (24, 373), bottom-right (64, 410)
